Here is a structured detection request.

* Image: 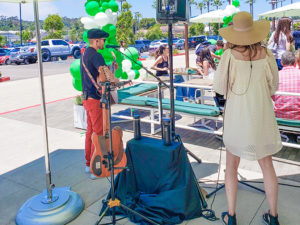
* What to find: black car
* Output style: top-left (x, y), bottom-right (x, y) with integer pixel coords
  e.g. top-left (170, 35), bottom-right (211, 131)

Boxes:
top-left (188, 36), bottom-right (207, 48)
top-left (10, 47), bottom-right (37, 65)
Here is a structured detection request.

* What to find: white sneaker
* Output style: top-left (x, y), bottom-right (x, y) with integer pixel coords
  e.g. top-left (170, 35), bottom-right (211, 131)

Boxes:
top-left (90, 174), bottom-right (98, 180)
top-left (85, 166), bottom-right (90, 174)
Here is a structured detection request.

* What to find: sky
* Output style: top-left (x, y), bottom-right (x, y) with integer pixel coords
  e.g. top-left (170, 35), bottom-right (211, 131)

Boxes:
top-left (0, 0), bottom-right (299, 21)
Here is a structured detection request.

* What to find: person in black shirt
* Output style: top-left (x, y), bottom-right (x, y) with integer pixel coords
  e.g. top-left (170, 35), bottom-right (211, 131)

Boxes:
top-left (151, 45), bottom-right (169, 76)
top-left (80, 28), bottom-right (119, 179)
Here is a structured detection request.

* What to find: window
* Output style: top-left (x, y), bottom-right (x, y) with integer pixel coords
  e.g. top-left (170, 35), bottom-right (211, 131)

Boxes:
top-left (41, 41), bottom-right (49, 46)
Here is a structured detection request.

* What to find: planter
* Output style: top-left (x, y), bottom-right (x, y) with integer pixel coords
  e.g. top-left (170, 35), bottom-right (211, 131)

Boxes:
top-left (74, 104), bottom-right (87, 130)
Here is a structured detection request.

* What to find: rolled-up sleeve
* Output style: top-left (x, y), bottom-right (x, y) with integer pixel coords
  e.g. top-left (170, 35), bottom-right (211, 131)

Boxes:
top-left (213, 49), bottom-right (231, 98)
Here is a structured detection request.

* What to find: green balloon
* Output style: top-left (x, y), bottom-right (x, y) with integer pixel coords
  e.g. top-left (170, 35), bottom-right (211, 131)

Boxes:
top-left (83, 30), bottom-right (88, 44)
top-left (208, 39), bottom-right (217, 45)
top-left (70, 59), bottom-right (81, 80)
top-left (109, 25), bottom-right (116, 35)
top-left (109, 0), bottom-right (119, 12)
top-left (121, 72), bottom-right (128, 80)
top-left (232, 0), bottom-right (240, 7)
top-left (85, 1), bottom-right (100, 16)
top-left (223, 24), bottom-right (228, 28)
top-left (132, 60), bottom-right (142, 70)
top-left (72, 78), bottom-right (82, 91)
top-left (133, 70), bottom-right (140, 79)
top-left (102, 2), bottom-right (109, 10)
top-left (223, 16), bottom-right (229, 24)
top-left (115, 68), bottom-right (122, 78)
top-left (124, 47), bottom-right (139, 61)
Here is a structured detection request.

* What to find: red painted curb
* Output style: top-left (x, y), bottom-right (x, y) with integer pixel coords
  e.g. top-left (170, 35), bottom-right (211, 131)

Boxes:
top-left (0, 76), bottom-right (10, 82)
top-left (138, 58), bottom-right (146, 61)
top-left (0, 96), bottom-right (75, 115)
top-left (173, 53), bottom-right (185, 56)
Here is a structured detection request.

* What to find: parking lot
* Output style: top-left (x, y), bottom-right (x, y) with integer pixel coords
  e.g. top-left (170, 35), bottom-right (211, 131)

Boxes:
top-left (0, 58), bottom-right (76, 81)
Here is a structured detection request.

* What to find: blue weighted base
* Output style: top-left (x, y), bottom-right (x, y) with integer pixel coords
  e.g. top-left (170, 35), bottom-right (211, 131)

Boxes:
top-left (16, 187), bottom-right (84, 225)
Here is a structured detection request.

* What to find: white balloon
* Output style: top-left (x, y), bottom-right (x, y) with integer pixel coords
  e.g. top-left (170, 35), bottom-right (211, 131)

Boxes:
top-left (81, 17), bottom-right (98, 29)
top-left (227, 5), bottom-right (237, 15)
top-left (94, 12), bottom-right (109, 27)
top-left (127, 70), bottom-right (135, 80)
top-left (111, 13), bottom-right (118, 25)
top-left (122, 60), bottom-right (132, 72)
top-left (105, 9), bottom-right (113, 17)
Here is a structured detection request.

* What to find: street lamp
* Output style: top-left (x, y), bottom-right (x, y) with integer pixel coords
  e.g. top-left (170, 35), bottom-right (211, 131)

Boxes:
top-left (116, 0), bottom-right (126, 12)
top-left (0, 1), bottom-right (84, 224)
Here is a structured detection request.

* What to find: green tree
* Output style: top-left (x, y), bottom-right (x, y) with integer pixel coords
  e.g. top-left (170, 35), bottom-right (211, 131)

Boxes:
top-left (189, 23), bottom-right (205, 36)
top-left (197, 1), bottom-right (206, 14)
top-left (139, 18), bottom-right (156, 29)
top-left (0, 34), bottom-right (6, 47)
top-left (145, 24), bottom-right (164, 40)
top-left (135, 31), bottom-right (144, 40)
top-left (44, 14), bottom-right (64, 39)
top-left (245, 0), bottom-right (255, 17)
top-left (116, 2), bottom-right (134, 45)
top-left (212, 0), bottom-right (224, 10)
top-left (22, 30), bottom-right (33, 42)
top-left (211, 23), bottom-right (223, 35)
top-left (70, 19), bottom-right (84, 41)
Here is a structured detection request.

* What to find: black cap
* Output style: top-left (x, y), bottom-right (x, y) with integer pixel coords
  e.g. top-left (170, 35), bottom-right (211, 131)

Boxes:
top-left (87, 29), bottom-right (109, 39)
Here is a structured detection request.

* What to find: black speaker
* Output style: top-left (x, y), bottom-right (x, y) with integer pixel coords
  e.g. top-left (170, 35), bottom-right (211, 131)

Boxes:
top-left (156, 0), bottom-right (190, 23)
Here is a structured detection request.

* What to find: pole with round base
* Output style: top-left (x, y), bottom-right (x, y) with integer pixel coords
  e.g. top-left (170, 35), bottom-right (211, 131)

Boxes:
top-left (14, 0), bottom-right (84, 224)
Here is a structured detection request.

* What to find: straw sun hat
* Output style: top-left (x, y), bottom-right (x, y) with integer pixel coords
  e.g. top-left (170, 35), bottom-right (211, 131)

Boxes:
top-left (219, 11), bottom-right (270, 46)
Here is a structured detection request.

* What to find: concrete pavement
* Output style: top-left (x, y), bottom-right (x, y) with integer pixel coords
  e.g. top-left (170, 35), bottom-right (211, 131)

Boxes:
top-left (0, 54), bottom-right (300, 225)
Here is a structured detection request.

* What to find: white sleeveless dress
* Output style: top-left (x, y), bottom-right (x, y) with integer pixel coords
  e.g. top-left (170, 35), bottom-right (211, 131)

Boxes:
top-left (213, 49), bottom-right (282, 160)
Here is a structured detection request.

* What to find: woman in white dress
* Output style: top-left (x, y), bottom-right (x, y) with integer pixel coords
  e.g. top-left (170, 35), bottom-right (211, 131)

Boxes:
top-left (214, 12), bottom-right (282, 225)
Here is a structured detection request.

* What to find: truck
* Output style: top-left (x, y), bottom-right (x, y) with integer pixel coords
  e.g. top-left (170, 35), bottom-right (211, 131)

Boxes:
top-left (34, 39), bottom-right (82, 62)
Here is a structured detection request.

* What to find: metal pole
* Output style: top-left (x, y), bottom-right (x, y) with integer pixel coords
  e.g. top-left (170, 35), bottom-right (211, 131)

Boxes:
top-left (168, 23), bottom-right (175, 137)
top-left (19, 3), bottom-right (22, 46)
top-left (33, 0), bottom-right (53, 202)
top-left (184, 23), bottom-right (189, 68)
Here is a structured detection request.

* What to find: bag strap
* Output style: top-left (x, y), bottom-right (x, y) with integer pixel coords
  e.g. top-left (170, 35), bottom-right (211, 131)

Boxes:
top-left (81, 51), bottom-right (101, 91)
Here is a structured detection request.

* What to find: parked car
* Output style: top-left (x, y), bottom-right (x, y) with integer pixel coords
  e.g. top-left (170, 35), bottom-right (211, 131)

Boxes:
top-left (10, 46), bottom-right (37, 65)
top-left (206, 35), bottom-right (223, 41)
top-left (133, 40), bottom-right (146, 53)
top-left (31, 39), bottom-right (81, 62)
top-left (141, 40), bottom-right (151, 51)
top-left (188, 35), bottom-right (207, 48)
top-left (148, 40), bottom-right (162, 53)
top-left (0, 48), bottom-right (11, 65)
top-left (173, 39), bottom-right (185, 50)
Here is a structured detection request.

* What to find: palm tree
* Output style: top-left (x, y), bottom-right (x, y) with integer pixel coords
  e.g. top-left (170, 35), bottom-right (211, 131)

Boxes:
top-left (197, 1), bottom-right (206, 14)
top-left (212, 0), bottom-right (224, 10)
top-left (245, 0), bottom-right (255, 17)
top-left (227, 0), bottom-right (232, 4)
top-left (203, 0), bottom-right (211, 12)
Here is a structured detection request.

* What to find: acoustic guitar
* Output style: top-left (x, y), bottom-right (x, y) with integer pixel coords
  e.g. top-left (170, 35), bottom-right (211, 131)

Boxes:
top-left (90, 65), bottom-right (127, 178)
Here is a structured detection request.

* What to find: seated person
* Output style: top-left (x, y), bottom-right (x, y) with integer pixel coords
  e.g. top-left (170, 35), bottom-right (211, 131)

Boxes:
top-left (151, 45), bottom-right (169, 76)
top-left (120, 40), bottom-right (126, 53)
top-left (273, 51), bottom-right (300, 121)
top-left (196, 47), bottom-right (216, 79)
top-left (211, 40), bottom-right (224, 62)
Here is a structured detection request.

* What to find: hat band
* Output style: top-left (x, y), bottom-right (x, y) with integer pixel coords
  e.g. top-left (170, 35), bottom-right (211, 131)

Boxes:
top-left (233, 26), bottom-right (253, 32)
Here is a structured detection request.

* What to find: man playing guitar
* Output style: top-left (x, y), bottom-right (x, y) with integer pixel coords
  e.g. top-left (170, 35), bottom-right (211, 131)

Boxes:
top-left (80, 28), bottom-right (119, 179)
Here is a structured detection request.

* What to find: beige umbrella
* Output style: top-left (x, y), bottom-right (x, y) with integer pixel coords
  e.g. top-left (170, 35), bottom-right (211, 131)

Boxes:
top-left (189, 10), bottom-right (224, 23)
top-left (0, 1), bottom-right (84, 224)
top-left (259, 2), bottom-right (300, 18)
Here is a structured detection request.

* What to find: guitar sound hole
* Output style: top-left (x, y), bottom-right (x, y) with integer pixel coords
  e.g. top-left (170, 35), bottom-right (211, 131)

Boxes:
top-left (92, 155), bottom-right (102, 176)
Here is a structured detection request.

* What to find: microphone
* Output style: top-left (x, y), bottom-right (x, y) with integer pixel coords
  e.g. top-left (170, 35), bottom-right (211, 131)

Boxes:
top-left (106, 45), bottom-right (120, 49)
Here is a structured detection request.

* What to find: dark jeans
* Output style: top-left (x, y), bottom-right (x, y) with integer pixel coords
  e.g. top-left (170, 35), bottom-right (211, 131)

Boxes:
top-left (174, 75), bottom-right (187, 101)
top-left (276, 59), bottom-right (283, 71)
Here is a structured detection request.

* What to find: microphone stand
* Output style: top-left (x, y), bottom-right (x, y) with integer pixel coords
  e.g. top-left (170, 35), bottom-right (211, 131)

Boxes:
top-left (112, 47), bottom-right (202, 163)
top-left (113, 47), bottom-right (169, 140)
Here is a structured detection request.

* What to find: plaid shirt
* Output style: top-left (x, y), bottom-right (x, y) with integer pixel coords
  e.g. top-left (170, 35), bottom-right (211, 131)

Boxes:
top-left (273, 66), bottom-right (300, 120)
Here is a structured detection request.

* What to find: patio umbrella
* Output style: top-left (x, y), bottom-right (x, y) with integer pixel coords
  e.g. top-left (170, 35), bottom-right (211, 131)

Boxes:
top-left (259, 2), bottom-right (300, 18)
top-left (0, 1), bottom-right (84, 224)
top-left (189, 10), bottom-right (224, 23)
